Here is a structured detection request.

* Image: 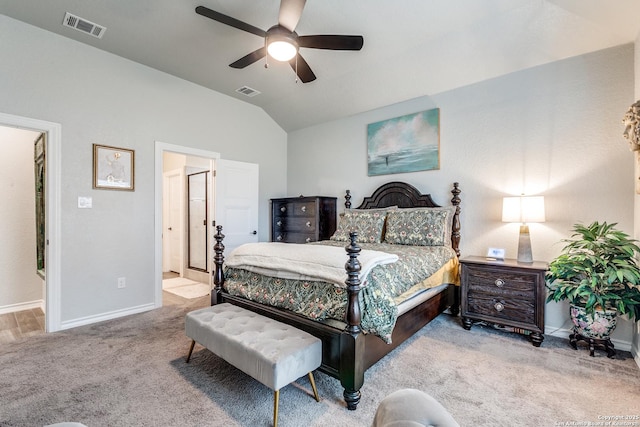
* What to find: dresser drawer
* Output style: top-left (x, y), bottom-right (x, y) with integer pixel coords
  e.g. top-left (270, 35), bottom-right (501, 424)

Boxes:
top-left (273, 232), bottom-right (316, 244)
top-left (273, 201), bottom-right (316, 218)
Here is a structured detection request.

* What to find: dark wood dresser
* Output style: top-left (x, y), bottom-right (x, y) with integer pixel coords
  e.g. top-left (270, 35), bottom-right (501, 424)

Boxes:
top-left (271, 196), bottom-right (337, 243)
top-left (460, 256), bottom-right (548, 347)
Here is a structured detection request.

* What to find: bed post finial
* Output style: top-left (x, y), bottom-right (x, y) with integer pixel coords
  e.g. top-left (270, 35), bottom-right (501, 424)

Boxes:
top-left (345, 189), bottom-right (352, 209)
top-left (451, 182), bottom-right (461, 257)
top-left (212, 225), bottom-right (225, 306)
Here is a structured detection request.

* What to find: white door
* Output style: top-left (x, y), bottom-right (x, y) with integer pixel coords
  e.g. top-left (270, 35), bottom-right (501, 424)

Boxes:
top-left (163, 170), bottom-right (183, 274)
top-left (214, 159), bottom-right (259, 255)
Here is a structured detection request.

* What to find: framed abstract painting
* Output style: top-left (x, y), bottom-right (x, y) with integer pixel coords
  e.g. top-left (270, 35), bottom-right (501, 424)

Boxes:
top-left (367, 108), bottom-right (440, 176)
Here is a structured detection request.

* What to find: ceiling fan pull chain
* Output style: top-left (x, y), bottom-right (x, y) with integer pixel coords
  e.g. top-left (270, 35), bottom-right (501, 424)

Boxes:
top-left (264, 39), bottom-right (269, 69)
top-left (295, 55), bottom-right (298, 83)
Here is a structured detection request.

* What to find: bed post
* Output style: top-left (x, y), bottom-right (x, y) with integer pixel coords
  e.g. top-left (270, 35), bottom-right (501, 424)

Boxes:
top-left (451, 182), bottom-right (461, 257)
top-left (345, 189), bottom-right (352, 209)
top-left (340, 232), bottom-right (365, 410)
top-left (212, 225), bottom-right (225, 306)
top-left (450, 182), bottom-right (462, 316)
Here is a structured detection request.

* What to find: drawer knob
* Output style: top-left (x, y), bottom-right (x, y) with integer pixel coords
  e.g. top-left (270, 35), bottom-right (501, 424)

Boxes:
top-left (305, 237), bottom-right (311, 243)
top-left (306, 221), bottom-right (311, 227)
top-left (276, 235), bottom-right (283, 241)
top-left (494, 278), bottom-right (505, 287)
top-left (280, 206), bottom-right (286, 212)
top-left (276, 220), bottom-right (282, 227)
top-left (301, 206), bottom-right (307, 212)
top-left (494, 302), bottom-right (505, 312)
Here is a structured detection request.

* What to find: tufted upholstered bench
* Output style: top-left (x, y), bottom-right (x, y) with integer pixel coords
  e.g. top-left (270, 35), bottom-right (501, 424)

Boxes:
top-left (185, 303), bottom-right (322, 427)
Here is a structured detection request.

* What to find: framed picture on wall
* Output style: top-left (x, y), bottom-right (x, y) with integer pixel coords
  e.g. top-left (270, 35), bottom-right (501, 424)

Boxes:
top-left (92, 144), bottom-right (135, 191)
top-left (367, 108), bottom-right (440, 176)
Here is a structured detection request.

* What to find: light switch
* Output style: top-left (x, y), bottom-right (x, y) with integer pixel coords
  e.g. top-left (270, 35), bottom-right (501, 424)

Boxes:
top-left (78, 196), bottom-right (92, 209)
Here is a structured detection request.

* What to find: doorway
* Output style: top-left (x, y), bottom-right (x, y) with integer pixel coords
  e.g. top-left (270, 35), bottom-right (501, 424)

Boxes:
top-left (161, 152), bottom-right (212, 287)
top-left (155, 142), bottom-right (219, 308)
top-left (154, 142), bottom-right (260, 308)
top-left (0, 112), bottom-right (62, 332)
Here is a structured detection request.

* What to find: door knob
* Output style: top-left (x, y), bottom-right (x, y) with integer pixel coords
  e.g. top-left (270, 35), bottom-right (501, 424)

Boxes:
top-left (168, 227), bottom-right (172, 231)
top-left (251, 230), bottom-right (257, 235)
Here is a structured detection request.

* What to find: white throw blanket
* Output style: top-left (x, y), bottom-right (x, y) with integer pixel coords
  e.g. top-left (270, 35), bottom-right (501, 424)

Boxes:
top-left (225, 242), bottom-right (399, 288)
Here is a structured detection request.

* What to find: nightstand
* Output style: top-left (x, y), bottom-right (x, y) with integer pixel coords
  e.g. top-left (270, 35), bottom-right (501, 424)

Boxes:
top-left (460, 256), bottom-right (548, 347)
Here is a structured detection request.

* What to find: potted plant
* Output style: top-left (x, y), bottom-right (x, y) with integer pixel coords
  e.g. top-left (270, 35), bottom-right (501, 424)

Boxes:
top-left (546, 221), bottom-right (640, 342)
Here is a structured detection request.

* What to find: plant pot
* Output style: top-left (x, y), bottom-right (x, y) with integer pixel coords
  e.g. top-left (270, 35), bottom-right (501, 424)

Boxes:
top-left (569, 304), bottom-right (617, 339)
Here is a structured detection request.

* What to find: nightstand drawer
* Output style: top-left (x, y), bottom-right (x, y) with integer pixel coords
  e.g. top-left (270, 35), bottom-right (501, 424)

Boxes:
top-left (464, 266), bottom-right (536, 299)
top-left (466, 295), bottom-right (535, 324)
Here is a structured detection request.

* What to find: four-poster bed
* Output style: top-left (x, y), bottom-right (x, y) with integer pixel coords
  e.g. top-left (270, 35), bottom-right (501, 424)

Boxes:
top-left (210, 181), bottom-right (461, 410)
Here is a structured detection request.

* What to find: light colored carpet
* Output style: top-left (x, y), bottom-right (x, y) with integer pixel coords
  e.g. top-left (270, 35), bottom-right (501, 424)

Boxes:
top-left (1, 296), bottom-right (638, 426)
top-left (163, 278), bottom-right (210, 299)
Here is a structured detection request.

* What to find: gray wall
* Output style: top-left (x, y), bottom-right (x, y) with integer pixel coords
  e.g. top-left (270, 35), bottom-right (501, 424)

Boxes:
top-left (0, 16), bottom-right (287, 324)
top-left (288, 44), bottom-right (637, 347)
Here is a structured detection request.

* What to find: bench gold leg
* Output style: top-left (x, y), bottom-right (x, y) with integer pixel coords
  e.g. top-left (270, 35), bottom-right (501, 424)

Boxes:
top-left (273, 389), bottom-right (279, 427)
top-left (308, 372), bottom-right (320, 402)
top-left (185, 340), bottom-right (196, 363)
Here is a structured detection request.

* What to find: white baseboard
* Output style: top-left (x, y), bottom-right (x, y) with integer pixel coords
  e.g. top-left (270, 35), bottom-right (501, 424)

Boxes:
top-left (59, 303), bottom-right (156, 330)
top-left (545, 326), bottom-right (632, 352)
top-left (0, 299), bottom-right (45, 315)
top-left (632, 337), bottom-right (640, 370)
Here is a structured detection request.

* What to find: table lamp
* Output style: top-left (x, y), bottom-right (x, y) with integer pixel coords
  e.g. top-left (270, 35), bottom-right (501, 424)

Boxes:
top-left (502, 195), bottom-right (545, 263)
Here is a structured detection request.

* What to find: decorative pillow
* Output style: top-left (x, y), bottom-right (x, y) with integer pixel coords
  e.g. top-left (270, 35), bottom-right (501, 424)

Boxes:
top-left (384, 206), bottom-right (456, 246)
top-left (339, 206), bottom-right (398, 217)
top-left (330, 209), bottom-right (390, 243)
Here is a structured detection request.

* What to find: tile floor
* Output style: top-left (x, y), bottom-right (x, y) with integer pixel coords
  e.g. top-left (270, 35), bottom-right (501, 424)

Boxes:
top-left (0, 308), bottom-right (45, 344)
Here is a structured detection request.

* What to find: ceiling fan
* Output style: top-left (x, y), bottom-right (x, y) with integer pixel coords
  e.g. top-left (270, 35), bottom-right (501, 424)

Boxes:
top-left (195, 0), bottom-right (364, 83)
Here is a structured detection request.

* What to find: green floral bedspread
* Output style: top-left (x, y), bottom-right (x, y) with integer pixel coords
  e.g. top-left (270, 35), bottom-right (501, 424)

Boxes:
top-left (223, 241), bottom-right (456, 343)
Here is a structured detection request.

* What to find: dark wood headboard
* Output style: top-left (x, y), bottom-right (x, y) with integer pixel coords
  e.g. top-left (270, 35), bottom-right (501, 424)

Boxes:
top-left (344, 181), bottom-right (461, 256)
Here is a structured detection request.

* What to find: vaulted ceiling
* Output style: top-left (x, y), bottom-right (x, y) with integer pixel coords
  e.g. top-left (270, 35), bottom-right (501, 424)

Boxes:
top-left (2, 0), bottom-right (640, 131)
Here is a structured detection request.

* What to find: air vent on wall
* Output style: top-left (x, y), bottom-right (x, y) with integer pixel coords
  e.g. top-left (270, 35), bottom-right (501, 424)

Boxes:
top-left (235, 86), bottom-right (261, 97)
top-left (62, 12), bottom-right (106, 39)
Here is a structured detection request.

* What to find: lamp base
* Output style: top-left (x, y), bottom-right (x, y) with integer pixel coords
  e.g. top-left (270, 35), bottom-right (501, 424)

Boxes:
top-left (517, 224), bottom-right (533, 263)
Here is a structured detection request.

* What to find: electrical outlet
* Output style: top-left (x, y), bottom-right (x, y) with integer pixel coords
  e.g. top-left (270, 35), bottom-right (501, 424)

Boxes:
top-left (117, 277), bottom-right (126, 288)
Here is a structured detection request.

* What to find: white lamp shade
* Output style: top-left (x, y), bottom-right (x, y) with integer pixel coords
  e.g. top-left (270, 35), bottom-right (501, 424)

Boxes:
top-left (502, 196), bottom-right (545, 224)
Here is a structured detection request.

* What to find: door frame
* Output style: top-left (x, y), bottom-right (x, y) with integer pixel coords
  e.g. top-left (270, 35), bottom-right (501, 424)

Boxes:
top-left (154, 141), bottom-right (219, 308)
top-left (0, 112), bottom-right (62, 332)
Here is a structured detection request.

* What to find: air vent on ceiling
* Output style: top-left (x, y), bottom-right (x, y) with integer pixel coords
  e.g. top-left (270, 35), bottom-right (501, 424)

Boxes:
top-left (235, 86), bottom-right (261, 97)
top-left (62, 12), bottom-right (106, 39)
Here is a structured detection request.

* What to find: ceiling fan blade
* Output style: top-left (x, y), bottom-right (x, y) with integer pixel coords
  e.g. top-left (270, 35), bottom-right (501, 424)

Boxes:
top-left (196, 6), bottom-right (266, 37)
top-left (289, 54), bottom-right (316, 83)
top-left (278, 0), bottom-right (306, 32)
top-left (229, 47), bottom-right (267, 69)
top-left (298, 35), bottom-right (364, 50)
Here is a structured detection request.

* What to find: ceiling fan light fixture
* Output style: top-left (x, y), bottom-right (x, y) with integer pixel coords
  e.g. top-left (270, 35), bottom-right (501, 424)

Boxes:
top-left (267, 40), bottom-right (297, 62)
